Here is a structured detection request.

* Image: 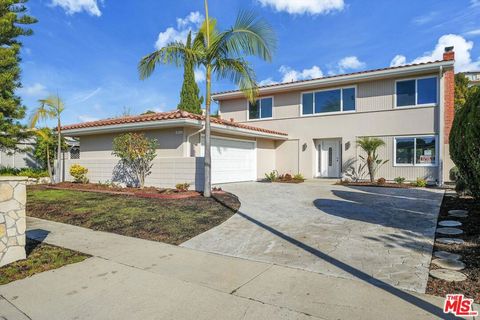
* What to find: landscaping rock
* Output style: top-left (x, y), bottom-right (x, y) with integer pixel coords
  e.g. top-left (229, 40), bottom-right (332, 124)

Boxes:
top-left (430, 269), bottom-right (467, 282)
top-left (437, 238), bottom-right (465, 245)
top-left (438, 220), bottom-right (462, 227)
top-left (448, 210), bottom-right (468, 218)
top-left (432, 259), bottom-right (466, 271)
top-left (436, 227), bottom-right (463, 235)
top-left (434, 251), bottom-right (461, 260)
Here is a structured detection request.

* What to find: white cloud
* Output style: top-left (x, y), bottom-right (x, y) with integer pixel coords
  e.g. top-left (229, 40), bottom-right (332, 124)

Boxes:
top-left (465, 29), bottom-right (480, 37)
top-left (258, 78), bottom-right (278, 86)
top-left (412, 12), bottom-right (438, 25)
top-left (256, 0), bottom-right (344, 15)
top-left (70, 87), bottom-right (102, 104)
top-left (279, 65), bottom-right (323, 82)
top-left (17, 83), bottom-right (48, 97)
top-left (155, 11), bottom-right (204, 50)
top-left (337, 56), bottom-right (366, 72)
top-left (50, 0), bottom-right (102, 16)
top-left (390, 55), bottom-right (407, 67)
top-left (390, 34), bottom-right (480, 71)
top-left (177, 12), bottom-right (203, 28)
top-left (194, 69), bottom-right (205, 83)
top-left (78, 115), bottom-right (99, 122)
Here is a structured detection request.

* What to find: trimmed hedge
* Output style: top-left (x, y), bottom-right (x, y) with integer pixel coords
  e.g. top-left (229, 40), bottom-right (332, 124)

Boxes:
top-left (449, 89), bottom-right (480, 198)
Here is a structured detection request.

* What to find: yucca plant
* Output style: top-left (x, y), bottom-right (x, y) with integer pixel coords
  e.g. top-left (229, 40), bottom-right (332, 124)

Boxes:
top-left (138, 0), bottom-right (276, 197)
top-left (357, 137), bottom-right (388, 183)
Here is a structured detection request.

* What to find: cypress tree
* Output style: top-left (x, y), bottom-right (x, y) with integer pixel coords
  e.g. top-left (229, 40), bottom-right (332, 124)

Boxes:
top-left (177, 31), bottom-right (203, 114)
top-left (450, 89), bottom-right (480, 198)
top-left (0, 0), bottom-right (37, 151)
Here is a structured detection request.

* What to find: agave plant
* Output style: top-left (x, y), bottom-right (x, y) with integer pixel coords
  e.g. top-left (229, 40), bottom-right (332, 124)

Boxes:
top-left (357, 137), bottom-right (389, 182)
top-left (138, 0), bottom-right (276, 197)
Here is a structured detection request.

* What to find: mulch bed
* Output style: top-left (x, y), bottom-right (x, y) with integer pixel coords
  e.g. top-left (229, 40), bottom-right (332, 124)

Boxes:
top-left (337, 181), bottom-right (414, 189)
top-left (426, 192), bottom-right (480, 303)
top-left (45, 182), bottom-right (201, 199)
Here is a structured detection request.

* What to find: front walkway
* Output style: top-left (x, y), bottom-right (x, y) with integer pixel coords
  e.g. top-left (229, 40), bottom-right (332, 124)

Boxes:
top-left (183, 180), bottom-right (445, 293)
top-left (0, 217), bottom-right (466, 320)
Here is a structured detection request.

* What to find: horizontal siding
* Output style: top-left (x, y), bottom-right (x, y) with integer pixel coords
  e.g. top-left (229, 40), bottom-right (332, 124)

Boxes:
top-left (61, 157), bottom-right (205, 190)
top-left (357, 79), bottom-right (394, 112)
top-left (354, 136), bottom-right (438, 182)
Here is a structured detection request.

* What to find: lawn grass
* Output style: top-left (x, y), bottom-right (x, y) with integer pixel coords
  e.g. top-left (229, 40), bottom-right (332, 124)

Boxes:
top-left (0, 238), bottom-right (89, 285)
top-left (27, 187), bottom-right (239, 245)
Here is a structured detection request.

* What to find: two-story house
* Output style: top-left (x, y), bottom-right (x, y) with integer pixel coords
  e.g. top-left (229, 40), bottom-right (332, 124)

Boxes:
top-left (60, 48), bottom-right (455, 189)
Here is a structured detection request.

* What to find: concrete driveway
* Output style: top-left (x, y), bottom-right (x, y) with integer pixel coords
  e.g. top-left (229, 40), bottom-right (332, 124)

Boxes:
top-left (182, 180), bottom-right (444, 293)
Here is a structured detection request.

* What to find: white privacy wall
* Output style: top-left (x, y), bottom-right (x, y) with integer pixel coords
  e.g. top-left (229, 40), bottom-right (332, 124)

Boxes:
top-left (61, 157), bottom-right (205, 190)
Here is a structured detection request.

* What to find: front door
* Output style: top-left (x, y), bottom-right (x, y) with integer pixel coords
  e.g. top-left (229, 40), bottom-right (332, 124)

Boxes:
top-left (318, 139), bottom-right (341, 177)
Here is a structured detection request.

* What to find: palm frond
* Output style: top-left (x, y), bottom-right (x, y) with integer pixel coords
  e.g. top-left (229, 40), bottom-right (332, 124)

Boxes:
top-left (211, 9), bottom-right (276, 62)
top-left (138, 42), bottom-right (201, 80)
top-left (213, 57), bottom-right (257, 102)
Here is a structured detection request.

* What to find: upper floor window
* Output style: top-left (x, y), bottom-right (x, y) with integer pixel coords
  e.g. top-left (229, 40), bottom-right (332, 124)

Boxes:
top-left (302, 87), bottom-right (356, 116)
top-left (396, 77), bottom-right (437, 108)
top-left (249, 97), bottom-right (273, 120)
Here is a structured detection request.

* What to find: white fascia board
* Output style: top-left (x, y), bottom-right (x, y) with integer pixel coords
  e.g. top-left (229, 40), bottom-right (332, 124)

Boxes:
top-left (62, 118), bottom-right (287, 140)
top-left (212, 60), bottom-right (455, 100)
top-left (62, 119), bottom-right (201, 136)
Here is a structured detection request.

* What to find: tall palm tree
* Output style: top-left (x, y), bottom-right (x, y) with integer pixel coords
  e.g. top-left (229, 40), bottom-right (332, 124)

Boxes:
top-left (139, 1), bottom-right (276, 197)
top-left (356, 137), bottom-right (388, 182)
top-left (30, 94), bottom-right (65, 183)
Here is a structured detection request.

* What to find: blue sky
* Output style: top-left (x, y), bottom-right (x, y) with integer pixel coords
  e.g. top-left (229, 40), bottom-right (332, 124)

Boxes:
top-left (17, 0), bottom-right (480, 126)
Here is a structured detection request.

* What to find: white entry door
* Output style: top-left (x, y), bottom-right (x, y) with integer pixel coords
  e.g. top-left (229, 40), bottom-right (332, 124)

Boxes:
top-left (202, 137), bottom-right (257, 184)
top-left (318, 139), bottom-right (341, 177)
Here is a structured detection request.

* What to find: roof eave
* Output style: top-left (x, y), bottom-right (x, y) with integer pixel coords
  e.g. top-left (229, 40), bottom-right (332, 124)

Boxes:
top-left (62, 118), bottom-right (288, 140)
top-left (212, 60), bottom-right (454, 100)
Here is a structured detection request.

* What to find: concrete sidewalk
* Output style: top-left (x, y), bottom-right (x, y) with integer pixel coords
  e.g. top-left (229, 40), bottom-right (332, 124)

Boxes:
top-left (0, 218), bottom-right (469, 319)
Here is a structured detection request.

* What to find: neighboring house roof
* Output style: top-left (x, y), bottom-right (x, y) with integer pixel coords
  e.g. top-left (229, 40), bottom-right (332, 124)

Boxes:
top-left (61, 110), bottom-right (288, 139)
top-left (212, 59), bottom-right (455, 100)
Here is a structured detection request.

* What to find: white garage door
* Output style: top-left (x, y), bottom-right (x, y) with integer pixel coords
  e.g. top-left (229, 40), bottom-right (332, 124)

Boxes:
top-left (203, 137), bottom-right (256, 184)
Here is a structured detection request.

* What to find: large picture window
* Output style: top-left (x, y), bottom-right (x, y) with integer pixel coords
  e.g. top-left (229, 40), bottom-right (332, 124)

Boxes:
top-left (394, 136), bottom-right (437, 166)
top-left (249, 97), bottom-right (273, 120)
top-left (302, 87), bottom-right (356, 115)
top-left (396, 77), bottom-right (437, 107)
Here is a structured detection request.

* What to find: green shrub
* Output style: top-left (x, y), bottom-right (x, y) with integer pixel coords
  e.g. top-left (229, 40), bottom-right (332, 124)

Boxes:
top-left (449, 89), bottom-right (480, 198)
top-left (175, 183), bottom-right (190, 192)
top-left (293, 173), bottom-right (305, 181)
top-left (264, 170), bottom-right (278, 182)
top-left (0, 167), bottom-right (48, 179)
top-left (414, 178), bottom-right (427, 188)
top-left (394, 176), bottom-right (406, 184)
top-left (70, 164), bottom-right (89, 184)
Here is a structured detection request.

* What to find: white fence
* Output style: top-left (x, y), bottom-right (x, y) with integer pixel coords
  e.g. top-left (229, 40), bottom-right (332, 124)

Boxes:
top-left (60, 157), bottom-right (205, 190)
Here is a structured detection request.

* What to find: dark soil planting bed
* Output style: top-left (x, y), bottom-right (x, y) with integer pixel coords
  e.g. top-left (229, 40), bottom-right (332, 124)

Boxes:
top-left (47, 182), bottom-right (201, 199)
top-left (426, 192), bottom-right (480, 303)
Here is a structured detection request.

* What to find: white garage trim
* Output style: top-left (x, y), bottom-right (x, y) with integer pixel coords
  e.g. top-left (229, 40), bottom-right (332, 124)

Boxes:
top-left (201, 135), bottom-right (257, 184)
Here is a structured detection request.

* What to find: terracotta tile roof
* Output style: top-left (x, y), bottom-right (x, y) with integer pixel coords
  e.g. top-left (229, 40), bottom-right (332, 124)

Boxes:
top-left (212, 59), bottom-right (449, 97)
top-left (62, 110), bottom-right (288, 136)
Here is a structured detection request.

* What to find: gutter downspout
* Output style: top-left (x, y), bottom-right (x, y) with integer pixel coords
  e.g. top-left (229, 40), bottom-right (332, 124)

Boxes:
top-left (185, 124), bottom-right (206, 157)
top-left (438, 65), bottom-right (445, 186)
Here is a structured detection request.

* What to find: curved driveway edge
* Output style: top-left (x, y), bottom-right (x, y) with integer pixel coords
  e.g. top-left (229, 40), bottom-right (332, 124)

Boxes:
top-left (182, 180), bottom-right (444, 293)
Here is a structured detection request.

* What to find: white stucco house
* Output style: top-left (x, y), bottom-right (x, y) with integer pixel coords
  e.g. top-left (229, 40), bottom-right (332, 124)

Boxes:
top-left (60, 47), bottom-right (456, 190)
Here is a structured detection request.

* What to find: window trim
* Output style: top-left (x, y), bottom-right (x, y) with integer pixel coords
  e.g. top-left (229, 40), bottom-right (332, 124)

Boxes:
top-left (394, 76), bottom-right (438, 109)
top-left (300, 85), bottom-right (357, 117)
top-left (246, 96), bottom-right (274, 121)
top-left (393, 135), bottom-right (438, 167)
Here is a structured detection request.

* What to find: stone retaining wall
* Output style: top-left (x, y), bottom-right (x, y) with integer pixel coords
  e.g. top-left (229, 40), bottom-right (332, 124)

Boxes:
top-left (0, 177), bottom-right (27, 267)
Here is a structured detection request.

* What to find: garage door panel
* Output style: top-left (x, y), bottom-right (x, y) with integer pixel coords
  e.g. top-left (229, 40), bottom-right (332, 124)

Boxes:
top-left (203, 137), bottom-right (256, 184)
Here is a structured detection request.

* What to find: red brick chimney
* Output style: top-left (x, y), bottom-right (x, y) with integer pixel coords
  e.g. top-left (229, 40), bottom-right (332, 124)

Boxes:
top-left (443, 46), bottom-right (455, 61)
top-left (443, 46), bottom-right (455, 143)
